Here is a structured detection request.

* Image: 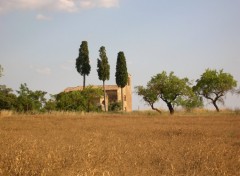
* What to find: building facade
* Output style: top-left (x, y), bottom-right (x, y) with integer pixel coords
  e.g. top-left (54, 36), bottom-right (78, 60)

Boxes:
top-left (64, 75), bottom-right (132, 112)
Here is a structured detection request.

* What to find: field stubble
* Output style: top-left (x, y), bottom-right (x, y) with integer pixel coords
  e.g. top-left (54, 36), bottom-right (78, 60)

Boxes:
top-left (0, 113), bottom-right (240, 175)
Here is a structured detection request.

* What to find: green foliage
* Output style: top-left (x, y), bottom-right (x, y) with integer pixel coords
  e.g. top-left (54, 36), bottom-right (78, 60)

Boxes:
top-left (55, 91), bottom-right (84, 111)
top-left (149, 72), bottom-right (189, 102)
top-left (81, 86), bottom-right (103, 112)
top-left (177, 93), bottom-right (203, 112)
top-left (193, 69), bottom-right (237, 112)
top-left (108, 101), bottom-right (122, 112)
top-left (0, 85), bottom-right (17, 110)
top-left (115, 51), bottom-right (128, 111)
top-left (44, 95), bottom-right (56, 112)
top-left (0, 83), bottom-right (104, 113)
top-left (54, 86), bottom-right (103, 112)
top-left (135, 85), bottom-right (161, 113)
top-left (148, 71), bottom-right (192, 114)
top-left (0, 66), bottom-right (17, 111)
top-left (115, 52), bottom-right (128, 88)
top-left (16, 83), bottom-right (47, 112)
top-left (75, 41), bottom-right (91, 88)
top-left (97, 46), bottom-right (110, 82)
top-left (136, 71), bottom-right (200, 114)
top-left (97, 46), bottom-right (110, 112)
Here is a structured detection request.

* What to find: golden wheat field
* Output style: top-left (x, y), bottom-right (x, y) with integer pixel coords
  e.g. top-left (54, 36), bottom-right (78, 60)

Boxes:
top-left (0, 112), bottom-right (240, 176)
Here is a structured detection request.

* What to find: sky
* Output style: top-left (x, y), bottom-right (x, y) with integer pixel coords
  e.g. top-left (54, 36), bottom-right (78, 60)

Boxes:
top-left (0, 0), bottom-right (240, 110)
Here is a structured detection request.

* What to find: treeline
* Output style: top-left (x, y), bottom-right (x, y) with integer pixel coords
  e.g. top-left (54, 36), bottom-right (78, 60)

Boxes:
top-left (0, 83), bottom-right (122, 113)
top-left (135, 69), bottom-right (239, 114)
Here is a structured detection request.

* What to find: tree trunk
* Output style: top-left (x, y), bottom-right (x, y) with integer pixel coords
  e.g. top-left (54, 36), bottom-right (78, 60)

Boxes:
top-left (167, 102), bottom-right (174, 115)
top-left (103, 81), bottom-right (107, 112)
top-left (213, 101), bottom-right (220, 112)
top-left (151, 104), bottom-right (162, 114)
top-left (121, 87), bottom-right (124, 111)
top-left (83, 74), bottom-right (86, 89)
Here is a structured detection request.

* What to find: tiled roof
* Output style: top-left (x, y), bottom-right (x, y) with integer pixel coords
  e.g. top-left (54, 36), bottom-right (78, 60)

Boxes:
top-left (64, 85), bottom-right (119, 92)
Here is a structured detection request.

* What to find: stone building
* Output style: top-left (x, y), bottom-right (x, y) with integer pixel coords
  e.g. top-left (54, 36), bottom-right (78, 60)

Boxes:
top-left (64, 75), bottom-right (132, 112)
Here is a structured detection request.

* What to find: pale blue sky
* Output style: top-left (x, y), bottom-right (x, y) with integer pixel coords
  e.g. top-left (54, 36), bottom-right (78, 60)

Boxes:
top-left (1, 0), bottom-right (240, 110)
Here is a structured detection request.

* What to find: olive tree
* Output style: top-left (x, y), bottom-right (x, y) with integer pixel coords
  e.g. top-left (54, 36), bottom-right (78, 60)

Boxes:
top-left (193, 69), bottom-right (237, 112)
top-left (135, 85), bottom-right (161, 113)
top-left (136, 71), bottom-right (200, 115)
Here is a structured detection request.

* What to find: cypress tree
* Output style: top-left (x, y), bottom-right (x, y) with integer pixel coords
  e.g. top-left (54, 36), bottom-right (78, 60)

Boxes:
top-left (115, 51), bottom-right (128, 111)
top-left (76, 41), bottom-right (91, 89)
top-left (97, 46), bottom-right (110, 112)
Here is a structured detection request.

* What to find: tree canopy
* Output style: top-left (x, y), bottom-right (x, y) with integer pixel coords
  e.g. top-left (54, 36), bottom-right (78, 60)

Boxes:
top-left (97, 46), bottom-right (110, 111)
top-left (151, 71), bottom-right (193, 114)
top-left (136, 71), bottom-right (202, 114)
top-left (193, 69), bottom-right (237, 112)
top-left (0, 85), bottom-right (17, 110)
top-left (115, 52), bottom-right (128, 88)
top-left (97, 46), bottom-right (110, 82)
top-left (135, 85), bottom-right (161, 113)
top-left (115, 51), bottom-right (128, 111)
top-left (76, 41), bottom-right (91, 88)
top-left (16, 83), bottom-right (47, 112)
top-left (55, 86), bottom-right (103, 112)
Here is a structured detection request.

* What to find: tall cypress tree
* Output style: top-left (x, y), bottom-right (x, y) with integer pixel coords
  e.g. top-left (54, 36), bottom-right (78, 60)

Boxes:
top-left (115, 51), bottom-right (128, 111)
top-left (97, 46), bottom-right (110, 112)
top-left (76, 41), bottom-right (91, 89)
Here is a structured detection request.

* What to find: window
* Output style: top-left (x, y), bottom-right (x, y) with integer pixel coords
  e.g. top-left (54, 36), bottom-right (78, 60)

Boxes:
top-left (124, 95), bottom-right (126, 101)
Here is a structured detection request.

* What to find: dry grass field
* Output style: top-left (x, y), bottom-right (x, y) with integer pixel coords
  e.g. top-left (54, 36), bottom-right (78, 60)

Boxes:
top-left (0, 112), bottom-right (240, 176)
